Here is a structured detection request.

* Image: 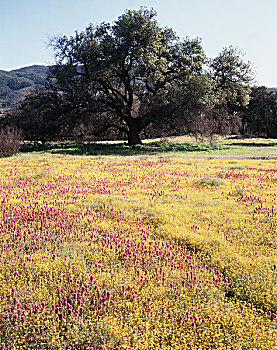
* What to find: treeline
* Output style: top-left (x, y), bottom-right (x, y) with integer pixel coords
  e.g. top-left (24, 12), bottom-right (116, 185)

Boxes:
top-left (1, 8), bottom-right (277, 146)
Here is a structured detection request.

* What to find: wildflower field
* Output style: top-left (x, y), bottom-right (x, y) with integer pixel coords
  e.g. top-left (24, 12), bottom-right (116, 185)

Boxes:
top-left (0, 154), bottom-right (276, 349)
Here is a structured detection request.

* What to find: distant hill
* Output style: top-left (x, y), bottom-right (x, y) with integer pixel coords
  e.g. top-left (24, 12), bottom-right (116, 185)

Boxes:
top-left (268, 87), bottom-right (277, 92)
top-left (0, 65), bottom-right (50, 112)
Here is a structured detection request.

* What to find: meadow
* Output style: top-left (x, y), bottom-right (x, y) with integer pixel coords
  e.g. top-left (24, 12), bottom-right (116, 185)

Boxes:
top-left (0, 152), bottom-right (277, 349)
top-left (19, 136), bottom-right (277, 157)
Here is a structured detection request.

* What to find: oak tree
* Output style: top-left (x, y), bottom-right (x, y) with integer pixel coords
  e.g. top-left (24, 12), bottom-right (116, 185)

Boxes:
top-left (49, 7), bottom-right (205, 145)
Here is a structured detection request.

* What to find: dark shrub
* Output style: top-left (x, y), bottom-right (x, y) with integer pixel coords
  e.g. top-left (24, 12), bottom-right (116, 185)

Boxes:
top-left (0, 126), bottom-right (22, 157)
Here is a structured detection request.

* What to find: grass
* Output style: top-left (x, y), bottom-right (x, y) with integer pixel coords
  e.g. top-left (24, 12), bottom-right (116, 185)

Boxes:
top-left (197, 176), bottom-right (223, 187)
top-left (18, 136), bottom-right (277, 158)
top-left (20, 139), bottom-right (226, 156)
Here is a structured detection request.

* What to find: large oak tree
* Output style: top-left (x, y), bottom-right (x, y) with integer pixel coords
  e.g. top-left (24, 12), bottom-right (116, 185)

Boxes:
top-left (49, 7), bottom-right (205, 145)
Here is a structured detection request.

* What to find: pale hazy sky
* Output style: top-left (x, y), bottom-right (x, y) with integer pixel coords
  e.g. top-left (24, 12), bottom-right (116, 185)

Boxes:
top-left (1, 0), bottom-right (277, 86)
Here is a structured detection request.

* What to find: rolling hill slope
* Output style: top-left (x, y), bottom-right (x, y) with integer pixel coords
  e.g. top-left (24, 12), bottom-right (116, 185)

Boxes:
top-left (0, 65), bottom-right (50, 111)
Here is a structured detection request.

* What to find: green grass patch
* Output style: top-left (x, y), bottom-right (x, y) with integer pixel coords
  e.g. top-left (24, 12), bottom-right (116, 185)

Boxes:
top-left (20, 140), bottom-right (227, 156)
top-left (19, 137), bottom-right (277, 157)
top-left (197, 177), bottom-right (223, 187)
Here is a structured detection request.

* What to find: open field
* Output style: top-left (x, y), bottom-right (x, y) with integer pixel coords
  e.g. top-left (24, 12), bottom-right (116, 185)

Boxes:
top-left (0, 152), bottom-right (277, 349)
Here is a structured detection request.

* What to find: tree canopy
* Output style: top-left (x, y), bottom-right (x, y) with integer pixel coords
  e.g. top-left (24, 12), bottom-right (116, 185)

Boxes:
top-left (243, 86), bottom-right (277, 137)
top-left (2, 7), bottom-right (262, 144)
top-left (49, 7), bottom-right (206, 145)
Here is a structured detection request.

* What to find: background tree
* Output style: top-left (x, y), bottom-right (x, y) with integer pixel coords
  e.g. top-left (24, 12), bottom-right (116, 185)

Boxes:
top-left (174, 73), bottom-right (220, 139)
top-left (49, 7), bottom-right (206, 145)
top-left (243, 86), bottom-right (277, 137)
top-left (210, 46), bottom-right (254, 116)
top-left (173, 46), bottom-right (254, 140)
top-left (4, 89), bottom-right (67, 144)
top-left (176, 46), bottom-right (254, 140)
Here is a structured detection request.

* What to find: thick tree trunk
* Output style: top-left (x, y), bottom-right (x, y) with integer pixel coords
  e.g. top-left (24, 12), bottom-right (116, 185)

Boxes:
top-left (128, 129), bottom-right (142, 146)
top-left (126, 118), bottom-right (142, 146)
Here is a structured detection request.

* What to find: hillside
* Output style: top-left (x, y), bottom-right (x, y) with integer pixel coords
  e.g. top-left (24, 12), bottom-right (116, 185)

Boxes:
top-left (0, 65), bottom-right (49, 111)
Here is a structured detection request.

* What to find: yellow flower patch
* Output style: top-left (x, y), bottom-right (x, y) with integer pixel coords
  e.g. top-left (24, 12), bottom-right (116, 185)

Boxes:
top-left (0, 155), bottom-right (276, 349)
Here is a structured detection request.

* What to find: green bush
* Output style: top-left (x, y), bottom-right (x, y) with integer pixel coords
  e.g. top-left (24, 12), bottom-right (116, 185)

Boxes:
top-left (198, 176), bottom-right (223, 187)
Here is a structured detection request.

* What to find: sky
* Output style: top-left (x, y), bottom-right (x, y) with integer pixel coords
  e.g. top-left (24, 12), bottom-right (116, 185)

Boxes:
top-left (1, 0), bottom-right (277, 86)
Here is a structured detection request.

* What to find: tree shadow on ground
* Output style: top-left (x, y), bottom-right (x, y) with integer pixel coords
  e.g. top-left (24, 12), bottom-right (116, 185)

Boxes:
top-left (20, 140), bottom-right (226, 156)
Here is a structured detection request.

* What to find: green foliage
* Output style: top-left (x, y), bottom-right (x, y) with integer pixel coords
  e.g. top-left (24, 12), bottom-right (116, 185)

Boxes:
top-left (243, 86), bottom-right (277, 137)
top-left (145, 140), bottom-right (224, 152)
top-left (228, 164), bottom-right (244, 170)
top-left (210, 46), bottom-right (253, 115)
top-left (169, 47), bottom-right (254, 139)
top-left (198, 176), bottom-right (223, 187)
top-left (49, 7), bottom-right (206, 145)
top-left (4, 90), bottom-right (66, 143)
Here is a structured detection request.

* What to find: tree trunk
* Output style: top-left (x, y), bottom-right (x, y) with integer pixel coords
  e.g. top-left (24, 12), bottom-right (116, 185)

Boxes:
top-left (127, 128), bottom-right (142, 146)
top-left (127, 118), bottom-right (142, 146)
